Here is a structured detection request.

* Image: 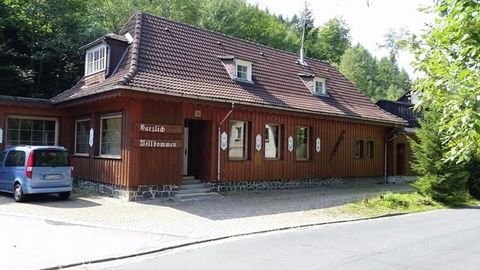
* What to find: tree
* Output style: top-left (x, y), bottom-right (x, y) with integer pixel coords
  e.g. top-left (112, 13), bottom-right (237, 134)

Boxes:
top-left (339, 44), bottom-right (377, 99)
top-left (413, 0), bottom-right (480, 164)
top-left (412, 110), bottom-right (470, 205)
top-left (311, 18), bottom-right (351, 65)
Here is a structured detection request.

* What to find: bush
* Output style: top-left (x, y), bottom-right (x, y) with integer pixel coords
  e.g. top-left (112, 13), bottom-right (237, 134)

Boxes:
top-left (467, 157), bottom-right (480, 200)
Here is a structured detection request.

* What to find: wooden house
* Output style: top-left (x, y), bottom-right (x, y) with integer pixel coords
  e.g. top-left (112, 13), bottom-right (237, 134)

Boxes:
top-left (0, 13), bottom-right (408, 200)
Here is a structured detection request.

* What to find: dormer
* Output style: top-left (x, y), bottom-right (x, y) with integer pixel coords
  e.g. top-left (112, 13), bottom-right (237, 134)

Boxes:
top-left (80, 33), bottom-right (130, 85)
top-left (299, 73), bottom-right (329, 97)
top-left (219, 56), bottom-right (253, 83)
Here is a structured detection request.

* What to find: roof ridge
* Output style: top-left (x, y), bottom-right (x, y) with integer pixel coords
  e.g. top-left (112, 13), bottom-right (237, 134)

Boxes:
top-left (140, 12), bottom-right (331, 67)
top-left (119, 12), bottom-right (143, 85)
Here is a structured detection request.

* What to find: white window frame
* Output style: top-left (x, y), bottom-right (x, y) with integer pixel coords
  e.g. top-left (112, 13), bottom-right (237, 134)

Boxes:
top-left (99, 113), bottom-right (122, 158)
top-left (234, 59), bottom-right (253, 82)
top-left (74, 118), bottom-right (90, 156)
top-left (5, 115), bottom-right (59, 146)
top-left (313, 78), bottom-right (327, 96)
top-left (85, 44), bottom-right (108, 76)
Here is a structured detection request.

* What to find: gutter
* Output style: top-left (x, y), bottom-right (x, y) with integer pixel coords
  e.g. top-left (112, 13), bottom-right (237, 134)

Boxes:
top-left (217, 103), bottom-right (235, 182)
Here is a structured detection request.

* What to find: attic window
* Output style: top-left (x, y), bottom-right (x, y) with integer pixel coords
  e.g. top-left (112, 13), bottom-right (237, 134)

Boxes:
top-left (234, 59), bottom-right (252, 82)
top-left (85, 44), bottom-right (107, 76)
top-left (313, 78), bottom-right (327, 96)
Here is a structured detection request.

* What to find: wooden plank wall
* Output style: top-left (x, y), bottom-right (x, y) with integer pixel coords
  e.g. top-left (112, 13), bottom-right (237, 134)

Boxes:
top-left (67, 97), bottom-right (130, 187)
top-left (184, 102), bottom-right (388, 182)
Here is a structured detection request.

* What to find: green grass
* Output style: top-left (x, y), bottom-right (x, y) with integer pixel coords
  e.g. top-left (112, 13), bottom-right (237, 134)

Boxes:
top-left (333, 192), bottom-right (445, 218)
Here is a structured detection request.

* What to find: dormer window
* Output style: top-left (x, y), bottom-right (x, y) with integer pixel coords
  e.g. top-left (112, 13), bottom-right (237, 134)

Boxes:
top-left (234, 59), bottom-right (252, 82)
top-left (85, 44), bottom-right (107, 76)
top-left (313, 78), bottom-right (327, 96)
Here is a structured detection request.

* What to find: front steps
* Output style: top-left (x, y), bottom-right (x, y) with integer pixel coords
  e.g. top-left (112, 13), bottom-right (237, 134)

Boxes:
top-left (177, 177), bottom-right (220, 201)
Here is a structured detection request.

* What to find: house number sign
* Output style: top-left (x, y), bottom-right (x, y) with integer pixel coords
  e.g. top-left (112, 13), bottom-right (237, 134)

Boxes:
top-left (89, 128), bottom-right (94, 147)
top-left (288, 136), bottom-right (294, 152)
top-left (255, 134), bottom-right (262, 151)
top-left (0, 128), bottom-right (3, 144)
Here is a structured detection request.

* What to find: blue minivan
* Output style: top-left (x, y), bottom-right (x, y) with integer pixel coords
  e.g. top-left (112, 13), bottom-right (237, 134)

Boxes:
top-left (0, 145), bottom-right (73, 202)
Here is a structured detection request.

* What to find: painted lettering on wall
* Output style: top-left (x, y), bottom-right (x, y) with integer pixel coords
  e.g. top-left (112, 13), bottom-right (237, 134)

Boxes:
top-left (137, 139), bottom-right (182, 148)
top-left (136, 123), bottom-right (183, 134)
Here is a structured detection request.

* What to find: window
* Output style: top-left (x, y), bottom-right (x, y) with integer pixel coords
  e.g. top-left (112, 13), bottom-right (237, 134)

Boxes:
top-left (85, 45), bottom-right (107, 76)
top-left (295, 127), bottom-right (309, 160)
top-left (34, 149), bottom-right (70, 167)
top-left (366, 140), bottom-right (374, 159)
top-left (6, 117), bottom-right (57, 146)
top-left (100, 114), bottom-right (122, 157)
top-left (229, 120), bottom-right (248, 159)
top-left (265, 124), bottom-right (280, 159)
top-left (0, 151), bottom-right (6, 166)
top-left (313, 78), bottom-right (327, 95)
top-left (5, 151), bottom-right (26, 167)
top-left (75, 119), bottom-right (90, 155)
top-left (355, 140), bottom-right (364, 159)
top-left (234, 59), bottom-right (252, 82)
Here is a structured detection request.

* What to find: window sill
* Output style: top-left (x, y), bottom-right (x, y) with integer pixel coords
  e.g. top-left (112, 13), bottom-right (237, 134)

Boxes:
top-left (264, 158), bottom-right (281, 161)
top-left (234, 78), bottom-right (254, 84)
top-left (94, 155), bottom-right (121, 160)
top-left (295, 159), bottom-right (311, 162)
top-left (72, 154), bottom-right (90, 158)
top-left (228, 158), bottom-right (249, 162)
top-left (313, 93), bottom-right (329, 97)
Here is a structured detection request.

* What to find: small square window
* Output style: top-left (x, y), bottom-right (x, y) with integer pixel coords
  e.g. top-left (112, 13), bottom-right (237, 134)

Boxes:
top-left (234, 59), bottom-right (252, 82)
top-left (314, 78), bottom-right (327, 95)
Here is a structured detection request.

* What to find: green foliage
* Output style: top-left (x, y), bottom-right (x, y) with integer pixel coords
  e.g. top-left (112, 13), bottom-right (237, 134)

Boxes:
top-left (339, 44), bottom-right (410, 101)
top-left (413, 0), bottom-right (480, 164)
top-left (412, 111), bottom-right (470, 205)
top-left (310, 18), bottom-right (351, 65)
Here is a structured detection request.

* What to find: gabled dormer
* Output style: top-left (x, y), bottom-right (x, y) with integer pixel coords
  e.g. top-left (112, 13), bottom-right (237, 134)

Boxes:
top-left (299, 73), bottom-right (329, 97)
top-left (219, 56), bottom-right (253, 83)
top-left (80, 33), bottom-right (131, 85)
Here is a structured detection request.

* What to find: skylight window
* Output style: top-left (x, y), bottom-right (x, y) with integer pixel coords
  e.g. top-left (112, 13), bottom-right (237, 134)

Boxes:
top-left (234, 59), bottom-right (252, 82)
top-left (313, 78), bottom-right (327, 96)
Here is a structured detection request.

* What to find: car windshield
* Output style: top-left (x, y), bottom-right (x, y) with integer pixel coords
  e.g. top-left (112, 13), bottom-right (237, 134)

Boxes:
top-left (33, 150), bottom-right (70, 167)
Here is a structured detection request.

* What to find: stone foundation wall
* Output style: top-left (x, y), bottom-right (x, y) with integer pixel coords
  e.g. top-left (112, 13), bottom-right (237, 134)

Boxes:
top-left (209, 177), bottom-right (383, 193)
top-left (76, 178), bottom-right (178, 201)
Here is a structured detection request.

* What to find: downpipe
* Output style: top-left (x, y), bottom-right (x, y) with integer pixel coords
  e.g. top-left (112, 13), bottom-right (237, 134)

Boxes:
top-left (217, 103), bottom-right (235, 182)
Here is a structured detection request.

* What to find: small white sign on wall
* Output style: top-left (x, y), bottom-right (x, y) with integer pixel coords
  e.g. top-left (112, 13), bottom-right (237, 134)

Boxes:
top-left (288, 136), bottom-right (294, 152)
top-left (220, 131), bottom-right (228, 151)
top-left (316, 137), bottom-right (321, 153)
top-left (89, 128), bottom-right (94, 147)
top-left (0, 128), bottom-right (3, 144)
top-left (255, 134), bottom-right (262, 151)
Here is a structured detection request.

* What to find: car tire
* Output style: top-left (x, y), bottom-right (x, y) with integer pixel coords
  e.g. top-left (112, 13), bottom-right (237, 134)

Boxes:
top-left (58, 191), bottom-right (71, 200)
top-left (14, 183), bottom-right (26, 202)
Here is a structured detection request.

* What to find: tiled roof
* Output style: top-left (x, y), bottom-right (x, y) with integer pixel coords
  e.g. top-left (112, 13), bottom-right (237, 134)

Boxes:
top-left (53, 12), bottom-right (407, 126)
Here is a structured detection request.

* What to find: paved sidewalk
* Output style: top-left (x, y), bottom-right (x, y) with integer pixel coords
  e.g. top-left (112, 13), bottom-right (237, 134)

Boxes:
top-left (0, 183), bottom-right (412, 269)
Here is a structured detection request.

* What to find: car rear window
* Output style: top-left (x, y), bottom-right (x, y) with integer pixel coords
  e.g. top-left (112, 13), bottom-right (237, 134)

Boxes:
top-left (33, 150), bottom-right (70, 167)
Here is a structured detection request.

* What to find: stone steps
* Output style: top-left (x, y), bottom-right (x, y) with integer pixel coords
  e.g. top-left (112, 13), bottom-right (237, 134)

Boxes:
top-left (176, 177), bottom-right (218, 201)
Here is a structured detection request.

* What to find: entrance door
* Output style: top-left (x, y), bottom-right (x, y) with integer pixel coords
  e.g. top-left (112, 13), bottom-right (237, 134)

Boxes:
top-left (397, 143), bottom-right (406, 175)
top-left (183, 127), bottom-right (189, 176)
top-left (184, 119), bottom-right (212, 180)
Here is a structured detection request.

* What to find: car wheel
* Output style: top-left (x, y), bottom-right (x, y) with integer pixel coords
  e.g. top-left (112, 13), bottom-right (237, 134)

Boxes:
top-left (14, 183), bottom-right (25, 202)
top-left (58, 191), bottom-right (71, 200)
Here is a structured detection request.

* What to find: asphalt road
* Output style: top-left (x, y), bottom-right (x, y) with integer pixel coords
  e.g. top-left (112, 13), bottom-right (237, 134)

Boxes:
top-left (102, 208), bottom-right (480, 270)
